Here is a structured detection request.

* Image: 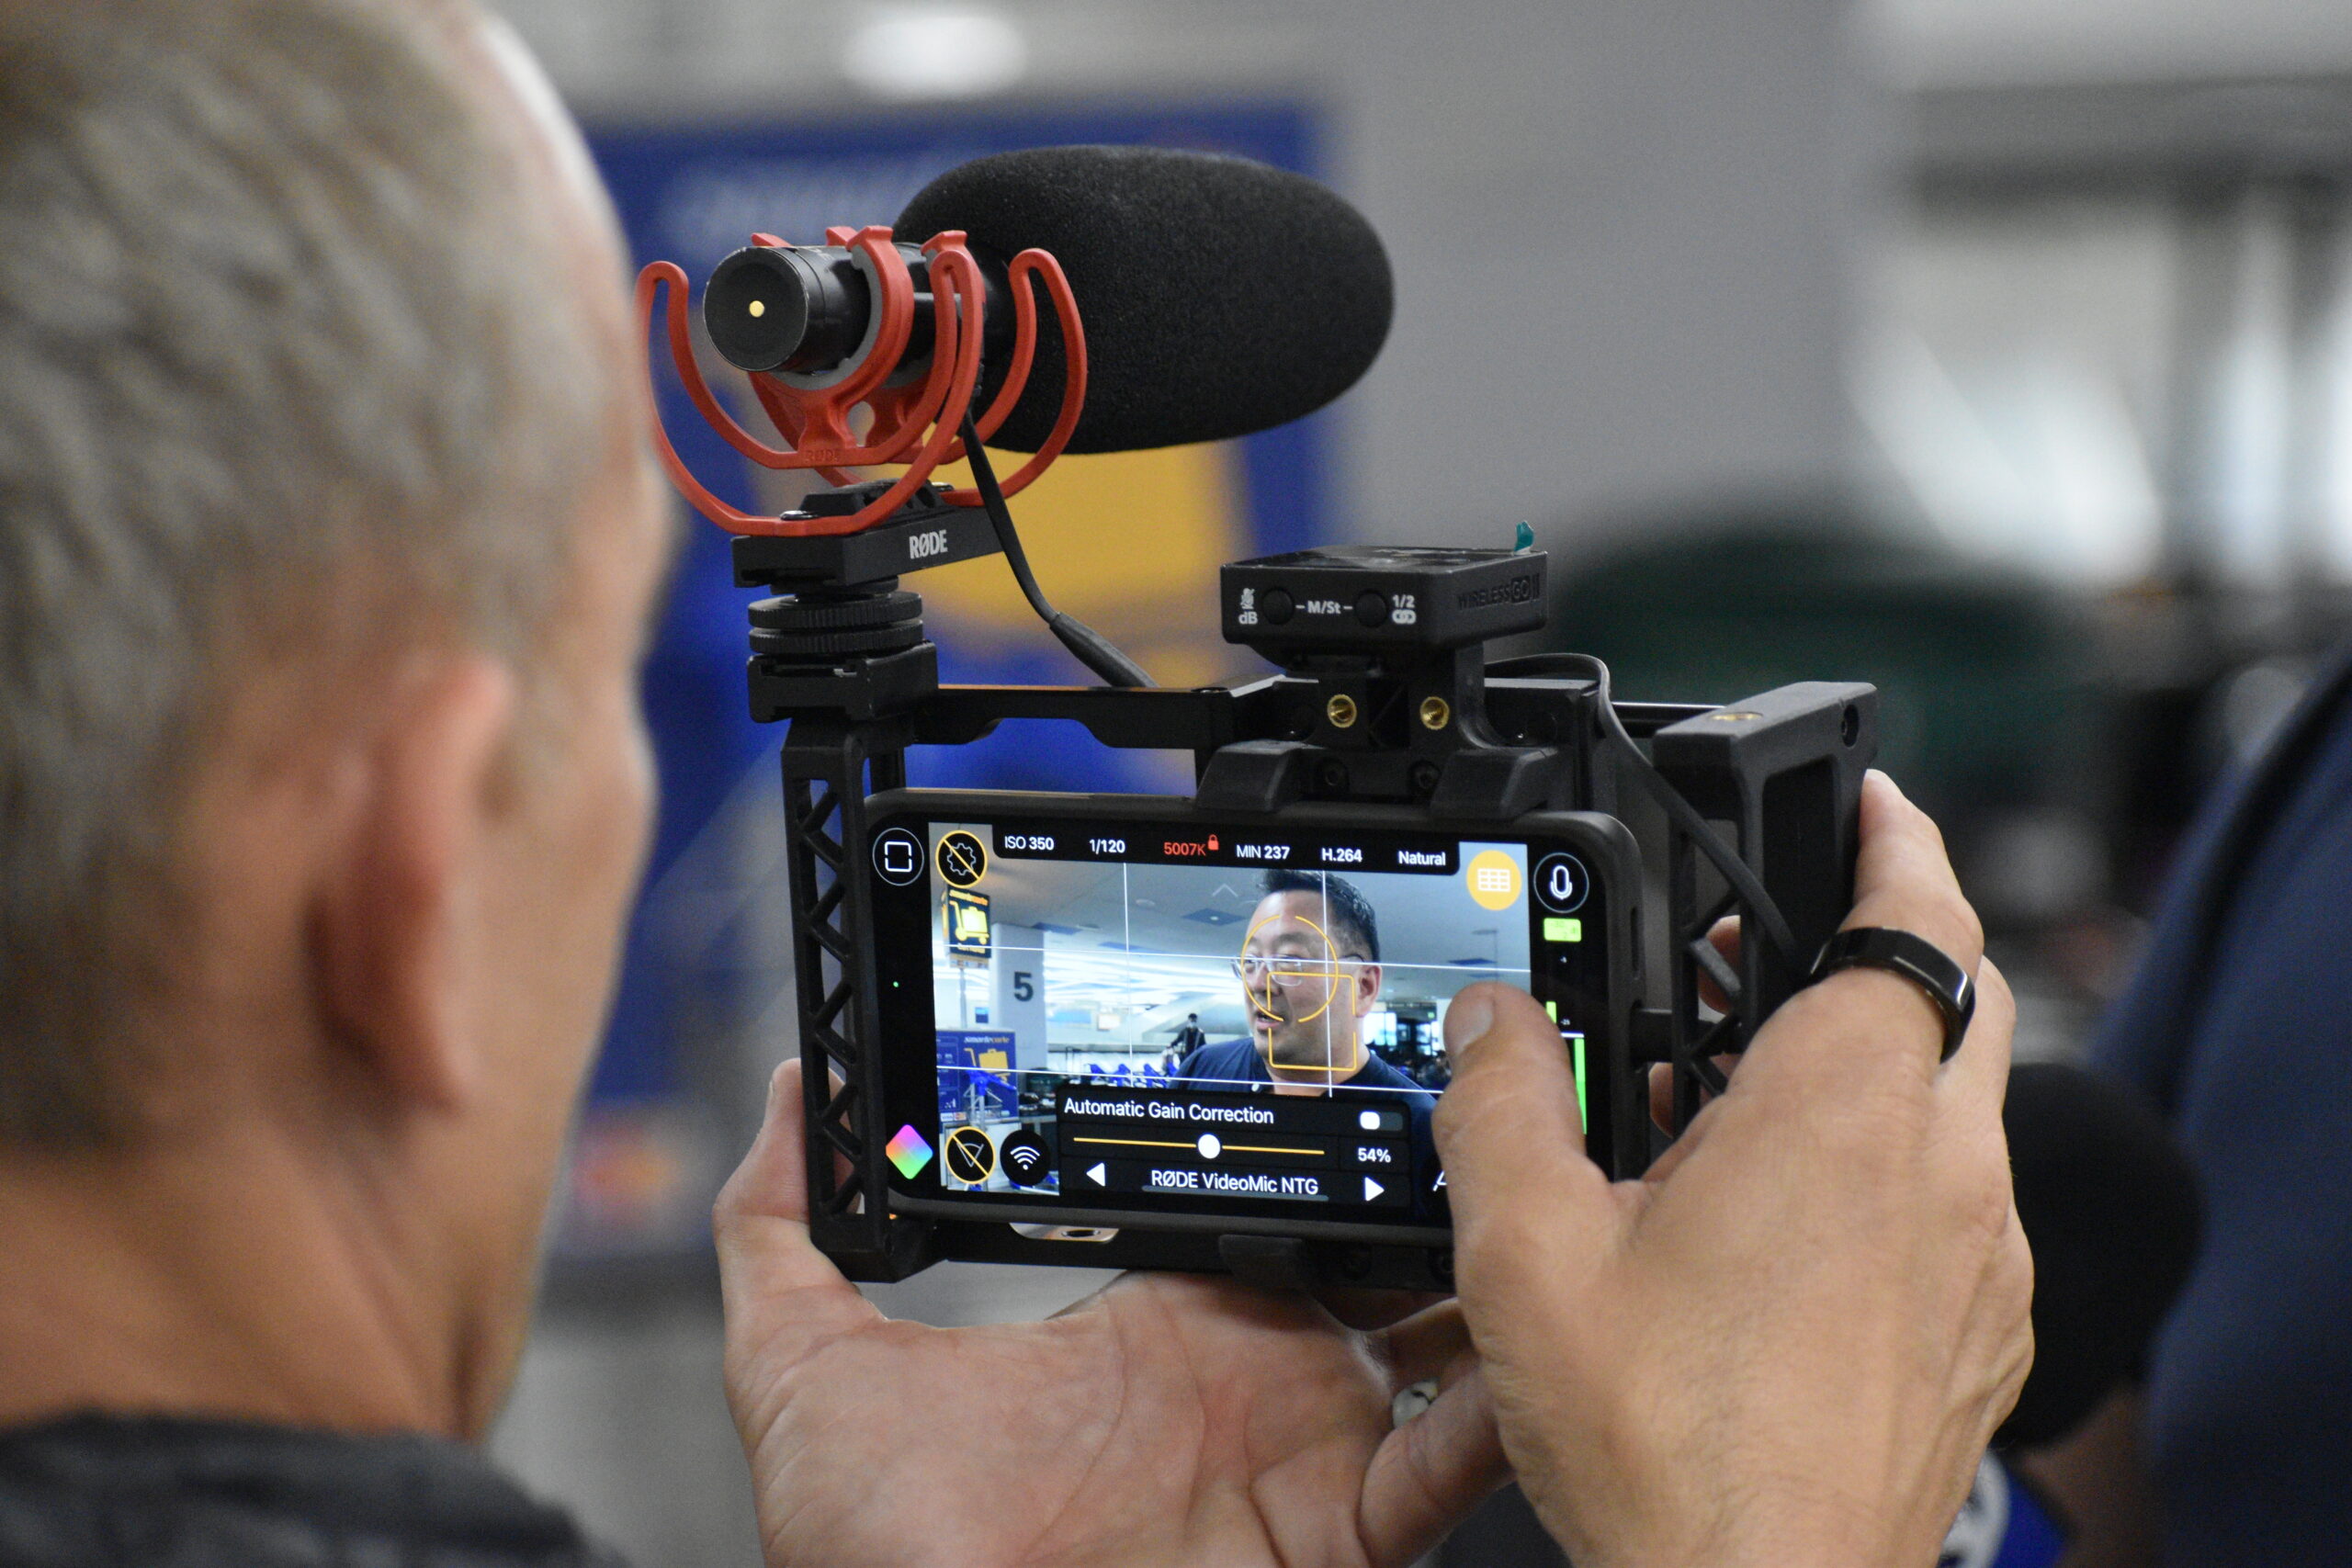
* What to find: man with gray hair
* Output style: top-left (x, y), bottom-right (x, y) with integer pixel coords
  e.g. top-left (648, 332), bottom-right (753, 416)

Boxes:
top-left (0, 2), bottom-right (2031, 1564)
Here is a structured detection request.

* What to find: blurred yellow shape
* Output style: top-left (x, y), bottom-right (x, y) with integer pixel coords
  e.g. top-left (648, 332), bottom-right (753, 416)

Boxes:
top-left (916, 442), bottom-right (1246, 690)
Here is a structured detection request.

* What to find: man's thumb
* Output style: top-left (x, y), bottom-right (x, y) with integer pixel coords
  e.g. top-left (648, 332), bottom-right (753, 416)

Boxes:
top-left (1435, 984), bottom-right (1618, 1295)
top-left (712, 1060), bottom-right (876, 1371)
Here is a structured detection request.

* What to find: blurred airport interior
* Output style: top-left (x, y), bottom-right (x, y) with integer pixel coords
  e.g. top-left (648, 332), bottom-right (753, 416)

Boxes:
top-left (477, 1), bottom-right (2352, 1562)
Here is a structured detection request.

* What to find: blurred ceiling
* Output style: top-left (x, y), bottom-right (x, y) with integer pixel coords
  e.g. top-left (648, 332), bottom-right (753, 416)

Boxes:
top-left (488, 0), bottom-right (1314, 118)
top-left (494, 0), bottom-right (2352, 119)
top-left (1870, 0), bottom-right (2352, 89)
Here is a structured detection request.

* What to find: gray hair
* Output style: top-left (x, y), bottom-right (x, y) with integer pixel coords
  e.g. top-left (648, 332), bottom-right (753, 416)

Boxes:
top-left (0, 0), bottom-right (610, 1141)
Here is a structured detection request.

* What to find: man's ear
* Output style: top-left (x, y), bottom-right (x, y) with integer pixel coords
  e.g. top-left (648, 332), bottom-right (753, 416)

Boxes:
top-left (1354, 962), bottom-right (1382, 1015)
top-left (311, 656), bottom-right (518, 1113)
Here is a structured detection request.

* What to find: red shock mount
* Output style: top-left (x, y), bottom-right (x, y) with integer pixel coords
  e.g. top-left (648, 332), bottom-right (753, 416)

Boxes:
top-left (635, 226), bottom-right (1086, 537)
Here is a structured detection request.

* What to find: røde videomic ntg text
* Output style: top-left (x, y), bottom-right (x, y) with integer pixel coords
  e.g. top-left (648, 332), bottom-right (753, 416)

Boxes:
top-left (638, 143), bottom-right (1878, 1291)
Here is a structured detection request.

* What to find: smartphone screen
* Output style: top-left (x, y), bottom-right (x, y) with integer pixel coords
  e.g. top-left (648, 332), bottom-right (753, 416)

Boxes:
top-left (866, 803), bottom-right (1618, 1233)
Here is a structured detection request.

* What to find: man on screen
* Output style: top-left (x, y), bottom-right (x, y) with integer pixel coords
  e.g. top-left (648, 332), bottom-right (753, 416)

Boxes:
top-left (1171, 870), bottom-right (1440, 1207)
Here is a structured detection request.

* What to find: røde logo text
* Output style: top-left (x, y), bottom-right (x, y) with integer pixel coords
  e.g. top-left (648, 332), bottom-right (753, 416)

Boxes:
top-left (908, 528), bottom-right (950, 560)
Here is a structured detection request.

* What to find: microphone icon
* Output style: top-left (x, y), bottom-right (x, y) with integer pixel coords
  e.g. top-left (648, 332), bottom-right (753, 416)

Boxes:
top-left (1535, 852), bottom-right (1589, 915)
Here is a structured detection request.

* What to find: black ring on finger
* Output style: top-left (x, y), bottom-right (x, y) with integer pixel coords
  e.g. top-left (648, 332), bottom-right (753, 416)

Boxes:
top-left (1807, 927), bottom-right (1975, 1062)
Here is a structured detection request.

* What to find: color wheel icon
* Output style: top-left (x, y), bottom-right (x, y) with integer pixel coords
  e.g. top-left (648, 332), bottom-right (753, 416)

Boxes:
top-left (886, 1124), bottom-right (933, 1179)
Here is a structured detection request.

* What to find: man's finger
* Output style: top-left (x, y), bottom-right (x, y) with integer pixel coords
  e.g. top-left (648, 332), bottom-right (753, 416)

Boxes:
top-left (712, 1059), bottom-right (878, 1365)
top-left (1435, 983), bottom-right (1617, 1295)
top-left (1699, 915), bottom-right (1741, 1012)
top-left (1435, 984), bottom-right (1586, 1190)
top-left (1935, 953), bottom-right (2016, 1120)
top-left (1316, 1287), bottom-right (1451, 1332)
top-left (1358, 1367), bottom-right (1510, 1568)
top-left (1647, 1052), bottom-right (1745, 1132)
top-left (1735, 773), bottom-right (1986, 1098)
top-left (1371, 1299), bottom-right (1474, 1393)
top-left (1844, 770), bottom-right (1983, 976)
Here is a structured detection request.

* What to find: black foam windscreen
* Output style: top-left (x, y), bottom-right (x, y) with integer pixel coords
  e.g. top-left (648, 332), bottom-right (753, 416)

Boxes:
top-left (895, 145), bottom-right (1394, 454)
top-left (1996, 1063), bottom-right (2202, 1450)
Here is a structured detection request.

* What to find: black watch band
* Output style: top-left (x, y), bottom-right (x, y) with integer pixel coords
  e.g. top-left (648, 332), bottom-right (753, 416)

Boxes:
top-left (1807, 927), bottom-right (1976, 1061)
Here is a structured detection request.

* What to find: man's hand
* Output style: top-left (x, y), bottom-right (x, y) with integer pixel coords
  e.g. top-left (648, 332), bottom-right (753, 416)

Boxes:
top-left (714, 1066), bottom-right (1508, 1568)
top-left (1437, 770), bottom-right (2032, 1568)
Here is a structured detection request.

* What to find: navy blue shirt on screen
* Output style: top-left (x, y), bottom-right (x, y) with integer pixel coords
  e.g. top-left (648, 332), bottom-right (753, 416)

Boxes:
top-left (1170, 1039), bottom-right (1441, 1217)
top-left (2090, 641), bottom-right (2352, 1567)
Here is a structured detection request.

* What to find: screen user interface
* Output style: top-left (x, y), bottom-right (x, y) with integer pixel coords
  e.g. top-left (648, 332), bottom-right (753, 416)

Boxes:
top-left (868, 816), bottom-right (1603, 1227)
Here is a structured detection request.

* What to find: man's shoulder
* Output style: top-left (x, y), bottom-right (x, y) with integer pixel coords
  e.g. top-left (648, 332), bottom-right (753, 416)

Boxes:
top-left (0, 1415), bottom-right (622, 1568)
top-left (1347, 1053), bottom-right (1432, 1103)
top-left (1172, 1039), bottom-right (1261, 1081)
top-left (2083, 638), bottom-right (2352, 1560)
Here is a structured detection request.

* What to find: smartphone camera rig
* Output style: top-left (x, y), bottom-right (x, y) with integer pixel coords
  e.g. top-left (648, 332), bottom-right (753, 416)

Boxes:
top-left (639, 192), bottom-right (1876, 1292)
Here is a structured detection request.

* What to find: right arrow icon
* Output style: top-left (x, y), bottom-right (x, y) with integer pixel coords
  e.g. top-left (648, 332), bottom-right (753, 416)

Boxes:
top-left (1363, 1176), bottom-right (1384, 1202)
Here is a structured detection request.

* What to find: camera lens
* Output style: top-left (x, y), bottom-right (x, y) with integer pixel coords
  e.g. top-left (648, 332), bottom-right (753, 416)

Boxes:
top-left (703, 245), bottom-right (870, 374)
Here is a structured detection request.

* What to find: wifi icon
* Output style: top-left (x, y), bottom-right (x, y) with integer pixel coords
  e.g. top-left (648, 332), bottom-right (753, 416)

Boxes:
top-left (1000, 1128), bottom-right (1051, 1186)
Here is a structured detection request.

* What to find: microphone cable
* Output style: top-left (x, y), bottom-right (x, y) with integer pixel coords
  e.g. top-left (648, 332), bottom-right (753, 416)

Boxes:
top-left (960, 410), bottom-right (1154, 688)
top-left (1487, 651), bottom-right (1802, 974)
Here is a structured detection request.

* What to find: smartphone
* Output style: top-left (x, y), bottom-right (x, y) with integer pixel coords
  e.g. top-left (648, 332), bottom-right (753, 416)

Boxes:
top-left (863, 791), bottom-right (1640, 1248)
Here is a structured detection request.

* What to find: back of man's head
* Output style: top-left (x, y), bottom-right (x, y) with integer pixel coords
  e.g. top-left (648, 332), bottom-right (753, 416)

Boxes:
top-left (0, 0), bottom-right (609, 1143)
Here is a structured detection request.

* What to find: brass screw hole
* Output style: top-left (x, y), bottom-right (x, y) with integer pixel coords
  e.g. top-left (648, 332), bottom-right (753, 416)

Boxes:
top-left (1325, 693), bottom-right (1359, 728)
top-left (1419, 695), bottom-right (1452, 730)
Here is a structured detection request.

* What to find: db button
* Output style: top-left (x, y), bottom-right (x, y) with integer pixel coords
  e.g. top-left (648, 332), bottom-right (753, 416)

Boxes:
top-left (1534, 852), bottom-right (1589, 915)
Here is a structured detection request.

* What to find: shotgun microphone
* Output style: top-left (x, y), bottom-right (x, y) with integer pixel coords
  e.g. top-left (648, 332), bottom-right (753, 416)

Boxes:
top-left (701, 145), bottom-right (1395, 455)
